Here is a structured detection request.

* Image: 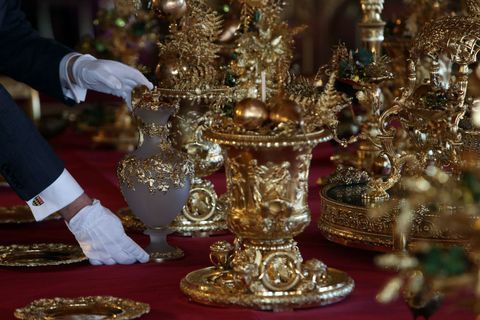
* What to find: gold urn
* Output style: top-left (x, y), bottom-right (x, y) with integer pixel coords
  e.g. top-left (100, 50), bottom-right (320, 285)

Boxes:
top-left (180, 129), bottom-right (354, 310)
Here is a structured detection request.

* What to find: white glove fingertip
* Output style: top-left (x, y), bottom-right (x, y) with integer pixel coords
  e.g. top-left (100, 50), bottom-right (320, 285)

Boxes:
top-left (104, 258), bottom-right (116, 265)
top-left (138, 251), bottom-right (150, 263)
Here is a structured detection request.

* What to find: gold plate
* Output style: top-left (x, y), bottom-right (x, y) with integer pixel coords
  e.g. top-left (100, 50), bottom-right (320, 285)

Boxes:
top-left (318, 183), bottom-right (471, 251)
top-left (180, 266), bottom-right (354, 310)
top-left (0, 206), bottom-right (61, 224)
top-left (14, 296), bottom-right (150, 320)
top-left (0, 243), bottom-right (87, 267)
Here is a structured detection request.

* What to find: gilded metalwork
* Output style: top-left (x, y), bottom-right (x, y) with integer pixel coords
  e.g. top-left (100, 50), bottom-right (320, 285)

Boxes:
top-left (359, 0), bottom-right (385, 58)
top-left (117, 118), bottom-right (193, 194)
top-left (150, 247), bottom-right (184, 262)
top-left (181, 130), bottom-right (354, 310)
top-left (14, 296), bottom-right (149, 320)
top-left (0, 243), bottom-right (86, 267)
top-left (118, 153), bottom-right (193, 193)
top-left (319, 184), bottom-right (464, 251)
top-left (170, 107), bottom-right (228, 236)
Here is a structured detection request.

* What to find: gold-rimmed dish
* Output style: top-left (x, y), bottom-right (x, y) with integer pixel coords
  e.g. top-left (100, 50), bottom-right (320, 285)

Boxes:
top-left (0, 243), bottom-right (86, 267)
top-left (14, 296), bottom-right (150, 320)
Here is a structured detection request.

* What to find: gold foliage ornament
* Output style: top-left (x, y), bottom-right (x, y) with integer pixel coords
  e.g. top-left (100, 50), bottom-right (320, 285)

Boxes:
top-left (155, 0), bottom-right (224, 92)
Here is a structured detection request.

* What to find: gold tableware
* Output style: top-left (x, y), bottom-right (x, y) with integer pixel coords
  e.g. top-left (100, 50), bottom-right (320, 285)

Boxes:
top-left (14, 296), bottom-right (150, 320)
top-left (0, 243), bottom-right (86, 267)
top-left (0, 206), bottom-right (60, 224)
top-left (180, 129), bottom-right (354, 310)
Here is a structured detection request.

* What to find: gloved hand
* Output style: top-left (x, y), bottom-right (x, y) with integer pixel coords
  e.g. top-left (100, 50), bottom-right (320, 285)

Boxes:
top-left (66, 199), bottom-right (150, 265)
top-left (70, 54), bottom-right (153, 110)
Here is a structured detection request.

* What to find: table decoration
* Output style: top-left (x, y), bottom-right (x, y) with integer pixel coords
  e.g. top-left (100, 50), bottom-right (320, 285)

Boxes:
top-left (0, 243), bottom-right (86, 267)
top-left (14, 296), bottom-right (149, 320)
top-left (117, 89), bottom-right (194, 262)
top-left (180, 0), bottom-right (354, 310)
top-left (318, 0), bottom-right (480, 251)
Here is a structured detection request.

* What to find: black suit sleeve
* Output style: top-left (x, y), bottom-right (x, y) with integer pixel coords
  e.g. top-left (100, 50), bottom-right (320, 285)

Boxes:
top-left (0, 0), bottom-right (75, 104)
top-left (0, 86), bottom-right (64, 200)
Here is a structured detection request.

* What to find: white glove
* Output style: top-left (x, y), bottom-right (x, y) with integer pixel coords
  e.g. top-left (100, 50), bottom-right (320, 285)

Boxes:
top-left (71, 54), bottom-right (153, 110)
top-left (66, 200), bottom-right (150, 265)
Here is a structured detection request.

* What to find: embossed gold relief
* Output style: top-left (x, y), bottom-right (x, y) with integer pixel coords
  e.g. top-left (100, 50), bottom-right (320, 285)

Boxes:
top-left (170, 105), bottom-right (228, 235)
top-left (180, 130), bottom-right (354, 310)
top-left (118, 120), bottom-right (193, 194)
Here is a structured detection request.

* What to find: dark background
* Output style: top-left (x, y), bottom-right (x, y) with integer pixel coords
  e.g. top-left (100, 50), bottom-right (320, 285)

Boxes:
top-left (20, 0), bottom-right (406, 74)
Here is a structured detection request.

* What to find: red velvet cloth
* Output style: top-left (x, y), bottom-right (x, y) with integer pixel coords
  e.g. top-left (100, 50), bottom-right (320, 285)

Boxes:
top-left (0, 130), bottom-right (474, 319)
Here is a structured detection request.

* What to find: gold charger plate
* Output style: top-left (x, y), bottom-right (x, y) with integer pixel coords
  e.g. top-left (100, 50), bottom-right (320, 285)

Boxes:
top-left (14, 296), bottom-right (150, 320)
top-left (0, 205), bottom-right (61, 224)
top-left (0, 243), bottom-right (87, 267)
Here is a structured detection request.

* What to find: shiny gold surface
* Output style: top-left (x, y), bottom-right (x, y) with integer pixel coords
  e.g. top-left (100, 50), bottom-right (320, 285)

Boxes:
top-left (0, 206), bottom-right (60, 224)
top-left (117, 120), bottom-right (193, 194)
top-left (319, 184), bottom-right (468, 251)
top-left (14, 296), bottom-right (149, 320)
top-left (170, 103), bottom-right (228, 236)
top-left (181, 130), bottom-right (353, 309)
top-left (181, 266), bottom-right (354, 311)
top-left (233, 98), bottom-right (269, 130)
top-left (0, 243), bottom-right (86, 267)
top-left (150, 247), bottom-right (184, 262)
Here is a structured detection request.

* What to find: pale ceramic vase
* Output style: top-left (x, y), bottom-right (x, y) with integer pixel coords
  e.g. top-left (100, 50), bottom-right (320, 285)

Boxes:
top-left (117, 100), bottom-right (193, 261)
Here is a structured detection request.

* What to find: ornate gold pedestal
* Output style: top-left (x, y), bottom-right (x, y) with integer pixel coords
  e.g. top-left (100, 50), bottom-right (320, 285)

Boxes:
top-left (181, 129), bottom-right (354, 310)
top-left (169, 102), bottom-right (228, 237)
top-left (319, 183), bottom-right (467, 251)
top-left (170, 177), bottom-right (227, 236)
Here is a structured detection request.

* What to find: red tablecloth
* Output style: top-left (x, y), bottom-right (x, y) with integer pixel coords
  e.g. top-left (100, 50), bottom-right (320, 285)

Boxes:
top-left (0, 130), bottom-right (475, 320)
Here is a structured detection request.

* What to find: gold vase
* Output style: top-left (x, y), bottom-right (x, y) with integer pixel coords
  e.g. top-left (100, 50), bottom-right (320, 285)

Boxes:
top-left (180, 129), bottom-right (354, 310)
top-left (169, 102), bottom-right (227, 236)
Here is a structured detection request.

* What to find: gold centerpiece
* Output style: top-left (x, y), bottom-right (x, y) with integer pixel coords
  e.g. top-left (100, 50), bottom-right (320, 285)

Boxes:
top-left (181, 128), bottom-right (354, 310)
top-left (319, 6), bottom-right (480, 251)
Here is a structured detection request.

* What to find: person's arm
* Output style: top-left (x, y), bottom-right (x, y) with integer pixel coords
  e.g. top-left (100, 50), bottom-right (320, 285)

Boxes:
top-left (0, 0), bottom-right (74, 104)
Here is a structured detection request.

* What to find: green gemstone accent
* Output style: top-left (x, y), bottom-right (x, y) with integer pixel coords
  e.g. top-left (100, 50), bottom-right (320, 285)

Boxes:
top-left (115, 18), bottom-right (126, 28)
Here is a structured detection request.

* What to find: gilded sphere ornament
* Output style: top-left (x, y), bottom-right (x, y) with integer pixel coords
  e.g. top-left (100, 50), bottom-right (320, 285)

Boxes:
top-left (158, 0), bottom-right (187, 18)
top-left (269, 99), bottom-right (303, 124)
top-left (155, 57), bottom-right (183, 86)
top-left (233, 98), bottom-right (269, 130)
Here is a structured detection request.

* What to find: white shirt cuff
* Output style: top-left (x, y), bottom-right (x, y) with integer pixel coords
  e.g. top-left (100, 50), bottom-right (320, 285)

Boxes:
top-left (27, 169), bottom-right (84, 221)
top-left (59, 53), bottom-right (93, 103)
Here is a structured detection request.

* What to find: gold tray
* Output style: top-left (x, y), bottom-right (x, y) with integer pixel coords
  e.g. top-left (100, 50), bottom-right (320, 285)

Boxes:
top-left (318, 183), bottom-right (471, 251)
top-left (14, 296), bottom-right (150, 320)
top-left (0, 243), bottom-right (87, 267)
top-left (0, 205), bottom-right (61, 224)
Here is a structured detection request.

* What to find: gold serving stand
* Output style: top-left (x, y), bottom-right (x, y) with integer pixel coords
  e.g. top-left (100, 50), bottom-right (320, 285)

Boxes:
top-left (14, 296), bottom-right (150, 320)
top-left (319, 183), bottom-right (465, 251)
